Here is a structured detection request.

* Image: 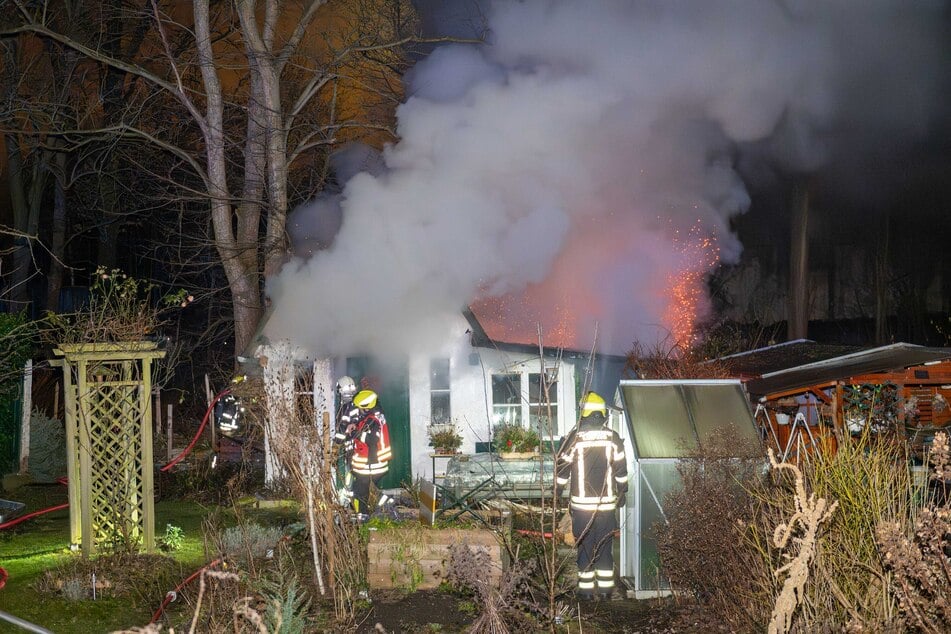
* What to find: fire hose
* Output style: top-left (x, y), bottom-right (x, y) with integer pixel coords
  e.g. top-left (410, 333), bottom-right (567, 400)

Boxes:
top-left (0, 483), bottom-right (67, 633)
top-left (161, 389), bottom-right (231, 472)
top-left (149, 558), bottom-right (223, 624)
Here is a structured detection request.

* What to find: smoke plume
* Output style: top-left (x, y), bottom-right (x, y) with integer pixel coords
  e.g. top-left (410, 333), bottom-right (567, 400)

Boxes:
top-left (265, 0), bottom-right (946, 357)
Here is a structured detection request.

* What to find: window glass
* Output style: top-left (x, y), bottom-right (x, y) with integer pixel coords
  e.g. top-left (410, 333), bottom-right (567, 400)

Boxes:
top-left (492, 373), bottom-right (522, 426)
top-left (431, 392), bottom-right (451, 425)
top-left (529, 372), bottom-right (558, 435)
top-left (621, 384), bottom-right (697, 458)
top-left (430, 358), bottom-right (451, 425)
top-left (429, 359), bottom-right (452, 425)
top-left (430, 358), bottom-right (450, 390)
top-left (683, 384), bottom-right (760, 454)
top-left (638, 461), bottom-right (681, 590)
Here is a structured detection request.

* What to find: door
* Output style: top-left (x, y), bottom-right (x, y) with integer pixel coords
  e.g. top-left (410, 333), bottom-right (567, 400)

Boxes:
top-left (346, 356), bottom-right (411, 489)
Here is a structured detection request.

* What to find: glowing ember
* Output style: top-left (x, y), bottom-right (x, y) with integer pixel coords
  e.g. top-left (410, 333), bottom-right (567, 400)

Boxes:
top-left (473, 288), bottom-right (578, 350)
top-left (664, 219), bottom-right (720, 348)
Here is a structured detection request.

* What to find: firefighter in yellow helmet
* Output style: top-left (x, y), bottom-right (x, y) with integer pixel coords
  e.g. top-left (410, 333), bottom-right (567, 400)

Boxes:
top-left (343, 389), bottom-right (392, 522)
top-left (556, 391), bottom-right (628, 599)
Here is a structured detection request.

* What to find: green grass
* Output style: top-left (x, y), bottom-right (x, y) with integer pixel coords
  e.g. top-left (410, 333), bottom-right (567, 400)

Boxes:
top-left (0, 486), bottom-right (298, 633)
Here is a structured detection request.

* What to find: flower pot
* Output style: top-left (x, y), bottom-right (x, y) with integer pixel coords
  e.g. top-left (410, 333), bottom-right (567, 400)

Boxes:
top-left (498, 451), bottom-right (538, 460)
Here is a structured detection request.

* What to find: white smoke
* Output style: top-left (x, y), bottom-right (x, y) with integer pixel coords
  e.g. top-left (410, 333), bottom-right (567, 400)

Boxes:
top-left (264, 0), bottom-right (946, 356)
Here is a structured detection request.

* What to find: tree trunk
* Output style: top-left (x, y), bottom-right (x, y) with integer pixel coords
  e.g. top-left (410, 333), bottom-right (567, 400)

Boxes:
top-left (47, 152), bottom-right (68, 312)
top-left (873, 217), bottom-right (890, 345)
top-left (788, 182), bottom-right (810, 340)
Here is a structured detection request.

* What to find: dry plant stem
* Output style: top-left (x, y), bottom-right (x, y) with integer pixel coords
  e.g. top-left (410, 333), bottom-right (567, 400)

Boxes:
top-left (766, 448), bottom-right (839, 634)
top-left (186, 569), bottom-right (240, 634)
top-left (262, 343), bottom-right (326, 594)
top-left (232, 597), bottom-right (270, 634)
top-left (304, 467), bottom-right (325, 595)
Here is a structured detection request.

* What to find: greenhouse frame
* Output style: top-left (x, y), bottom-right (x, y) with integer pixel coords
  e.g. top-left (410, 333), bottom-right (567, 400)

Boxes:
top-left (614, 379), bottom-right (760, 598)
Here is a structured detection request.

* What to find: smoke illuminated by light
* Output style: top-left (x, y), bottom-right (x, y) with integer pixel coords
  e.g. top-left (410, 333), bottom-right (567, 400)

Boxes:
top-left (474, 286), bottom-right (578, 350)
top-left (664, 219), bottom-right (721, 348)
top-left (264, 1), bottom-right (945, 359)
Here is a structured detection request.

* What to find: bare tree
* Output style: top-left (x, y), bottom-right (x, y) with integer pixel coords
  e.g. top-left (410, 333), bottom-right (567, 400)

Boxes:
top-left (2, 0), bottom-right (435, 357)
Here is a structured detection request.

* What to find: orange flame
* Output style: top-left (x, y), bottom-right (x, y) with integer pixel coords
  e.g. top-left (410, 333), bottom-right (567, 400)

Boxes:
top-left (664, 219), bottom-right (720, 348)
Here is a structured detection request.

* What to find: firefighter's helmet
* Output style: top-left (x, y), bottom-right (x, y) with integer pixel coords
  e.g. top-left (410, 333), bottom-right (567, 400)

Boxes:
top-left (353, 389), bottom-right (378, 410)
top-left (336, 376), bottom-right (357, 399)
top-left (581, 391), bottom-right (606, 417)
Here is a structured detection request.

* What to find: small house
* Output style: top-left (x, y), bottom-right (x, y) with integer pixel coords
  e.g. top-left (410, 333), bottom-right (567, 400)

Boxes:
top-left (254, 307), bottom-right (627, 488)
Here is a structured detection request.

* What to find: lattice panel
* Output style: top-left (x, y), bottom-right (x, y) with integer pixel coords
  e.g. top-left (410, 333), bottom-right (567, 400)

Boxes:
top-left (55, 342), bottom-right (164, 556)
top-left (81, 381), bottom-right (146, 547)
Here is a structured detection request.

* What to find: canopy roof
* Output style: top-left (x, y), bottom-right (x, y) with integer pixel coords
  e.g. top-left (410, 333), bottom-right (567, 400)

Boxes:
top-left (745, 342), bottom-right (951, 398)
top-left (618, 379), bottom-right (759, 459)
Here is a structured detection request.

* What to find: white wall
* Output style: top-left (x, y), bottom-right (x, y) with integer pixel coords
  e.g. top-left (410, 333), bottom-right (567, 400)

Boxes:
top-left (407, 317), bottom-right (579, 480)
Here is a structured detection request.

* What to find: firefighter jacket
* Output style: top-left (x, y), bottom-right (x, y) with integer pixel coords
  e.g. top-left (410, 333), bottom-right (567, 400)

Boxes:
top-left (349, 408), bottom-right (392, 476)
top-left (334, 399), bottom-right (358, 451)
top-left (555, 413), bottom-right (628, 512)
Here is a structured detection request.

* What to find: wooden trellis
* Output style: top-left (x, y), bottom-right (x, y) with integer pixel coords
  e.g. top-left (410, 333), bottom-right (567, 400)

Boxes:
top-left (52, 342), bottom-right (165, 556)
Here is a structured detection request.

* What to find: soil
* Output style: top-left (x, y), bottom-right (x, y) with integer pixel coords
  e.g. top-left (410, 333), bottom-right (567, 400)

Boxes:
top-left (356, 589), bottom-right (681, 634)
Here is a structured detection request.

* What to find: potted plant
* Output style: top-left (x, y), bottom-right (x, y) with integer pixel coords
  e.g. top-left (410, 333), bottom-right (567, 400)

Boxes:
top-left (428, 422), bottom-right (463, 455)
top-left (492, 423), bottom-right (540, 459)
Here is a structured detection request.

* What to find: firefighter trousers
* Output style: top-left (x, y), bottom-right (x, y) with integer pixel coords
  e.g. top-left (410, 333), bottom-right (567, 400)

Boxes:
top-left (350, 471), bottom-right (384, 515)
top-left (571, 507), bottom-right (617, 597)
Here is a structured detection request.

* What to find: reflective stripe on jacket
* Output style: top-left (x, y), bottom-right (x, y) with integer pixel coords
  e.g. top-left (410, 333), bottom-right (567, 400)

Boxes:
top-left (350, 411), bottom-right (391, 476)
top-left (556, 414), bottom-right (628, 511)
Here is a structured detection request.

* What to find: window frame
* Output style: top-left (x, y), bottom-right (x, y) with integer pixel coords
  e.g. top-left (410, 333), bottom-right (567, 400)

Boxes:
top-left (489, 364), bottom-right (566, 439)
top-left (429, 358), bottom-right (451, 426)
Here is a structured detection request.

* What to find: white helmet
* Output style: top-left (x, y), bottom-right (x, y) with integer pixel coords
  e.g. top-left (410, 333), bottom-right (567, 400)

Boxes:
top-left (336, 375), bottom-right (357, 399)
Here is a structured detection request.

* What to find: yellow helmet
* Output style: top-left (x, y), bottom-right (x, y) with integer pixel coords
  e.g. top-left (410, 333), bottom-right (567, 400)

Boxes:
top-left (581, 392), bottom-right (606, 417)
top-left (353, 389), bottom-right (378, 410)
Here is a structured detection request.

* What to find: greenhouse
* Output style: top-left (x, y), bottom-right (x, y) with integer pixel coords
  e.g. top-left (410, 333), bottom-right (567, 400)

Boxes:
top-left (615, 379), bottom-right (760, 598)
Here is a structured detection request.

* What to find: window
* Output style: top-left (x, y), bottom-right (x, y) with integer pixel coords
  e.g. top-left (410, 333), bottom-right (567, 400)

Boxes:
top-left (491, 373), bottom-right (522, 426)
top-left (430, 358), bottom-right (451, 425)
top-left (528, 372), bottom-right (558, 436)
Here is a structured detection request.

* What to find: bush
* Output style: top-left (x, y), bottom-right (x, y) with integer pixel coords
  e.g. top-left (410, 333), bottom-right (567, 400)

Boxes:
top-left (492, 423), bottom-right (539, 453)
top-left (654, 429), bottom-right (770, 631)
top-left (219, 522), bottom-right (284, 563)
top-left (876, 431), bottom-right (951, 632)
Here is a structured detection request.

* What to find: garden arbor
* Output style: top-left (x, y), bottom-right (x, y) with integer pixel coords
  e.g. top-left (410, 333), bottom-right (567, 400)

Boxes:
top-left (52, 342), bottom-right (165, 556)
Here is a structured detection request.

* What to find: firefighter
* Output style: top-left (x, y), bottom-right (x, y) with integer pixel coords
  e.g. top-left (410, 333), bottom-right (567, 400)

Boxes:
top-left (333, 376), bottom-right (359, 504)
top-left (333, 376), bottom-right (359, 445)
top-left (345, 389), bottom-right (392, 521)
top-left (556, 391), bottom-right (628, 600)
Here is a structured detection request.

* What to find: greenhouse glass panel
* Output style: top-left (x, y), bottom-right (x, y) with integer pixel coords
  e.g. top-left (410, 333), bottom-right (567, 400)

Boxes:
top-left (683, 384), bottom-right (760, 452)
top-left (638, 461), bottom-right (681, 591)
top-left (621, 385), bottom-right (697, 458)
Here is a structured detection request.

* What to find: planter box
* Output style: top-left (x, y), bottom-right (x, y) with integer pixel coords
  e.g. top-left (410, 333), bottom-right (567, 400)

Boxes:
top-left (367, 526), bottom-right (502, 590)
top-left (498, 451), bottom-right (538, 460)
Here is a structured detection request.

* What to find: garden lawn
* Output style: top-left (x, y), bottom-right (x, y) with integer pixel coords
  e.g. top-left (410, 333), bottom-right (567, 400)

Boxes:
top-left (0, 485), bottom-right (295, 634)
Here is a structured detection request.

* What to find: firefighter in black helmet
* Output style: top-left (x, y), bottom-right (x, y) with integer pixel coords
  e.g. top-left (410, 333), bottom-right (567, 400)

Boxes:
top-left (556, 391), bottom-right (628, 599)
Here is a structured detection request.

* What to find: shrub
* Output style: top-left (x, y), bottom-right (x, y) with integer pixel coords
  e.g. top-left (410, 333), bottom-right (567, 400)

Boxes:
top-left (492, 423), bottom-right (539, 453)
top-left (654, 429), bottom-right (770, 631)
top-left (428, 422), bottom-right (463, 454)
top-left (446, 541), bottom-right (538, 633)
top-left (159, 524), bottom-right (184, 552)
top-left (44, 267), bottom-right (190, 344)
top-left (219, 522), bottom-right (284, 563)
top-left (876, 431), bottom-right (951, 632)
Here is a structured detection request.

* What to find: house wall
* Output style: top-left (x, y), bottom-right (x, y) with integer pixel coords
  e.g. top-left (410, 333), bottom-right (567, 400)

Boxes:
top-left (326, 316), bottom-right (625, 482)
top-left (406, 321), bottom-right (580, 480)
